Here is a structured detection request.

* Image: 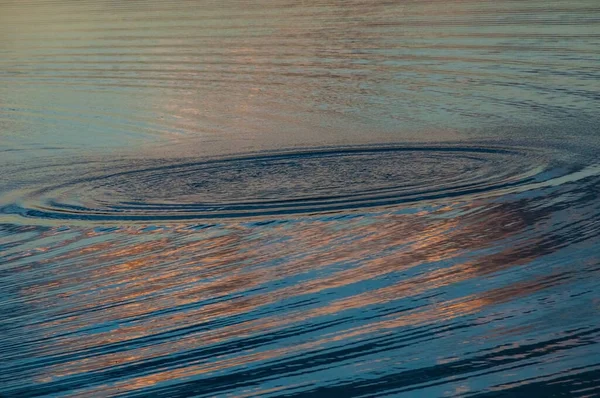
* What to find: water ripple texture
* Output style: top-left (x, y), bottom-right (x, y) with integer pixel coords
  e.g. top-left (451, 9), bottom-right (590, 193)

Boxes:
top-left (0, 144), bottom-right (562, 221)
top-left (1, 0), bottom-right (600, 397)
top-left (1, 164), bottom-right (600, 396)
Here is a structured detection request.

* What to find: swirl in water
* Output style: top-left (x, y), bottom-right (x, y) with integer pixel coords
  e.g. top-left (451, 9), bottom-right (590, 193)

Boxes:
top-left (1, 144), bottom-right (580, 222)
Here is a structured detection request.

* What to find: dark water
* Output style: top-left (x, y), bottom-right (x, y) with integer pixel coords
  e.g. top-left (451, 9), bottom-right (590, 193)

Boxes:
top-left (1, 0), bottom-right (600, 397)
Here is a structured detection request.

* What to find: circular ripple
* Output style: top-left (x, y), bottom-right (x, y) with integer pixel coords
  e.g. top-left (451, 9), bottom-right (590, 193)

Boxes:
top-left (4, 145), bottom-right (550, 221)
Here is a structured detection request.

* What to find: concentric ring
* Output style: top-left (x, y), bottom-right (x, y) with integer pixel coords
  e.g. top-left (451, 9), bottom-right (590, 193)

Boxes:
top-left (2, 145), bottom-right (552, 221)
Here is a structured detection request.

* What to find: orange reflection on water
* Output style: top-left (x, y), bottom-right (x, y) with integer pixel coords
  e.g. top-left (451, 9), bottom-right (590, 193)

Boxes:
top-left (28, 200), bottom-right (554, 394)
top-left (66, 270), bottom-right (569, 398)
top-left (33, 214), bottom-right (453, 364)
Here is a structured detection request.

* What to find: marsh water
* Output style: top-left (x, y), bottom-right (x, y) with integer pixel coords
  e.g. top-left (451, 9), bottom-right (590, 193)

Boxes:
top-left (1, 1), bottom-right (600, 396)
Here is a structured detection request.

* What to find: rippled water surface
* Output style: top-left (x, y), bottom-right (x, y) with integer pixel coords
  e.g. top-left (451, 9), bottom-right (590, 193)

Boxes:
top-left (1, 0), bottom-right (600, 396)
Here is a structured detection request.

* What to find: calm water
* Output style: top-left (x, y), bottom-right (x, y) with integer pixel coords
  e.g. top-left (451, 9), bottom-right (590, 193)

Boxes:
top-left (1, 0), bottom-right (600, 396)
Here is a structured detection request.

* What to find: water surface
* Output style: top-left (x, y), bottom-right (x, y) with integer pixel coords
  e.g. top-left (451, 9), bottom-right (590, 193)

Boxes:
top-left (1, 0), bottom-right (599, 396)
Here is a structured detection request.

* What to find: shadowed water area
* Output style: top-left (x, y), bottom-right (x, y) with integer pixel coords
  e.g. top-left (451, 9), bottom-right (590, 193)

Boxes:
top-left (1, 0), bottom-right (600, 396)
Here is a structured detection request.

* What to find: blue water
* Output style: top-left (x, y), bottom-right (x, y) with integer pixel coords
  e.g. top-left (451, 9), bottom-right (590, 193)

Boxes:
top-left (1, 0), bottom-right (600, 396)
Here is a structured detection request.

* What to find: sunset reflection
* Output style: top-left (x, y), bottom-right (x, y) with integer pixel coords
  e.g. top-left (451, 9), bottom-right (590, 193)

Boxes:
top-left (16, 198), bottom-right (578, 394)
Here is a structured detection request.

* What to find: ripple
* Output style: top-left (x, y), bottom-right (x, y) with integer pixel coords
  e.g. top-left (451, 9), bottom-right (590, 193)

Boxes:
top-left (2, 166), bottom-right (600, 397)
top-left (2, 0), bottom-right (600, 395)
top-left (0, 144), bottom-right (559, 222)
